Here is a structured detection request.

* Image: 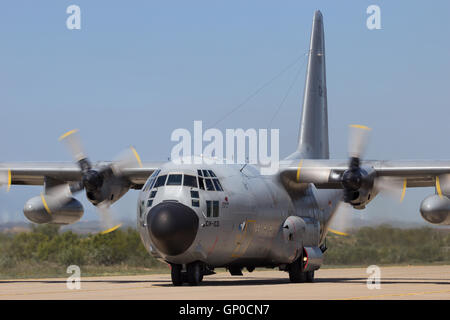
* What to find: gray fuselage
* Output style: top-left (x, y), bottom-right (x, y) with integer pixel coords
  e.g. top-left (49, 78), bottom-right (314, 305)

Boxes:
top-left (136, 159), bottom-right (341, 270)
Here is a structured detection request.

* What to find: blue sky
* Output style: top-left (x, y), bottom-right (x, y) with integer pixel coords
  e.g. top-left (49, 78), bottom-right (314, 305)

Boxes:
top-left (1, 1), bottom-right (450, 226)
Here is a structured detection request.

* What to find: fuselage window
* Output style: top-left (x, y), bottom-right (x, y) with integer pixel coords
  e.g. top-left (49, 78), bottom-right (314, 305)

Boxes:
top-left (192, 199), bottom-right (199, 207)
top-left (202, 170), bottom-right (210, 177)
top-left (154, 175), bottom-right (167, 188)
top-left (167, 174), bottom-right (182, 186)
top-left (206, 200), bottom-right (212, 217)
top-left (212, 179), bottom-right (223, 191)
top-left (190, 190), bottom-right (199, 198)
top-left (212, 201), bottom-right (219, 217)
top-left (208, 170), bottom-right (216, 177)
top-left (206, 200), bottom-right (219, 217)
top-left (150, 190), bottom-right (157, 198)
top-left (147, 199), bottom-right (153, 207)
top-left (205, 178), bottom-right (215, 191)
top-left (183, 175), bottom-right (198, 188)
top-left (198, 177), bottom-right (205, 190)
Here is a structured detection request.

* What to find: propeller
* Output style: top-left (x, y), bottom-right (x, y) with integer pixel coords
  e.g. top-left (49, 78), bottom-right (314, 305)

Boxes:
top-left (330, 125), bottom-right (405, 236)
top-left (49, 129), bottom-right (142, 234)
top-left (0, 169), bottom-right (11, 192)
top-left (328, 202), bottom-right (353, 236)
top-left (341, 124), bottom-right (372, 203)
top-left (435, 174), bottom-right (450, 198)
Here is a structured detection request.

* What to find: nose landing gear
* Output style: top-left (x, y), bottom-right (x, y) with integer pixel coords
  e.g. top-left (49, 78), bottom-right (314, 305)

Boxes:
top-left (170, 261), bottom-right (206, 286)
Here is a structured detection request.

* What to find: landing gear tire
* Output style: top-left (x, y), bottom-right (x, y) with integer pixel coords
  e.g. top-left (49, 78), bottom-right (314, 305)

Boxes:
top-left (187, 262), bottom-right (202, 286)
top-left (171, 264), bottom-right (183, 286)
top-left (305, 270), bottom-right (315, 283)
top-left (288, 259), bottom-right (306, 283)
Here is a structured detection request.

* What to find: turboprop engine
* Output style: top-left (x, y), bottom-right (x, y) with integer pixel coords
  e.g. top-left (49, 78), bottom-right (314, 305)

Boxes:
top-left (23, 195), bottom-right (83, 225)
top-left (420, 194), bottom-right (450, 225)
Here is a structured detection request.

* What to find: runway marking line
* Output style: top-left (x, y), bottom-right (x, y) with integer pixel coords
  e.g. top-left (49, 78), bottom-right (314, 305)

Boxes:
top-left (0, 284), bottom-right (156, 297)
top-left (340, 289), bottom-right (450, 300)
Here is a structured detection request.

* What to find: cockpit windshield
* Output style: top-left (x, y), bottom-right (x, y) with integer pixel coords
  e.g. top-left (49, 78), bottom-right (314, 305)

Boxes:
top-left (166, 174), bottom-right (182, 186)
top-left (146, 170), bottom-right (223, 191)
top-left (154, 175), bottom-right (167, 188)
top-left (183, 175), bottom-right (198, 188)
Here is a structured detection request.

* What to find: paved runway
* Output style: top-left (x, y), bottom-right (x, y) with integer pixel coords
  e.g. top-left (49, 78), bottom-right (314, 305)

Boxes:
top-left (0, 265), bottom-right (449, 300)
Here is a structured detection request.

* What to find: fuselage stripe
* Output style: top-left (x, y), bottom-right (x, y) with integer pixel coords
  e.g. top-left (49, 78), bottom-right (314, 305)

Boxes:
top-left (207, 236), bottom-right (219, 256)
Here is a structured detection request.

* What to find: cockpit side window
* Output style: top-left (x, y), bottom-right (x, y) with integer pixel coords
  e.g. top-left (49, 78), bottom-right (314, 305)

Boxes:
top-left (204, 178), bottom-right (215, 191)
top-left (144, 169), bottom-right (161, 191)
top-left (183, 175), bottom-right (198, 188)
top-left (149, 178), bottom-right (158, 190)
top-left (208, 170), bottom-right (216, 177)
top-left (167, 174), bottom-right (182, 186)
top-left (197, 169), bottom-right (203, 177)
top-left (154, 175), bottom-right (167, 188)
top-left (143, 179), bottom-right (152, 191)
top-left (198, 176), bottom-right (205, 190)
top-left (202, 170), bottom-right (210, 177)
top-left (212, 179), bottom-right (223, 191)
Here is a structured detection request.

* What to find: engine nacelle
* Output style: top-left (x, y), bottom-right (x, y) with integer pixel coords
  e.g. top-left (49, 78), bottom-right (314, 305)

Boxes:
top-left (341, 166), bottom-right (377, 209)
top-left (23, 195), bottom-right (84, 225)
top-left (420, 194), bottom-right (450, 225)
top-left (84, 168), bottom-right (130, 206)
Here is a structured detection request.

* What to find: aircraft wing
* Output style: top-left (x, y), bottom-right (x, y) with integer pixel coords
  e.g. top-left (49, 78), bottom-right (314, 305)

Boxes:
top-left (280, 159), bottom-right (450, 189)
top-left (0, 162), bottom-right (162, 189)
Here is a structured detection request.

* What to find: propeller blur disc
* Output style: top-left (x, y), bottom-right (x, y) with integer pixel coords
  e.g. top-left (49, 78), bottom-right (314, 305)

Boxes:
top-left (97, 202), bottom-right (122, 234)
top-left (59, 129), bottom-right (87, 162)
top-left (111, 146), bottom-right (143, 175)
top-left (0, 169), bottom-right (11, 192)
top-left (348, 124), bottom-right (371, 159)
top-left (328, 201), bottom-right (353, 236)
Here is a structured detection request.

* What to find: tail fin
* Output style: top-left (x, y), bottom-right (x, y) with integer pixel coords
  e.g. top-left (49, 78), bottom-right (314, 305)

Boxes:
top-left (288, 10), bottom-right (329, 160)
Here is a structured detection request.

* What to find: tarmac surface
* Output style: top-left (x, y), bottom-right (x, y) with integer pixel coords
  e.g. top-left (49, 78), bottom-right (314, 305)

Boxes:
top-left (0, 265), bottom-right (449, 300)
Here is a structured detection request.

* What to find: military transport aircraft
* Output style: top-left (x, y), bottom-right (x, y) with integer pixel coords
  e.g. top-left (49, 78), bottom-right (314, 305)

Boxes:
top-left (1, 11), bottom-right (449, 286)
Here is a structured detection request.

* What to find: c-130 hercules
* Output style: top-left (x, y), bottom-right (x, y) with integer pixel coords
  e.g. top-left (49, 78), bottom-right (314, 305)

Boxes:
top-left (1, 11), bottom-right (449, 286)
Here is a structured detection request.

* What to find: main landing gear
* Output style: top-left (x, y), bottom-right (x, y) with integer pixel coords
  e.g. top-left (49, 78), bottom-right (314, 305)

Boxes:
top-left (171, 261), bottom-right (205, 286)
top-left (287, 257), bottom-right (314, 283)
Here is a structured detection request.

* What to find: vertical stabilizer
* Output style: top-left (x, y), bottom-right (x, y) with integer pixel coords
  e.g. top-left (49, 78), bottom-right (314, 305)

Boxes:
top-left (288, 10), bottom-right (329, 160)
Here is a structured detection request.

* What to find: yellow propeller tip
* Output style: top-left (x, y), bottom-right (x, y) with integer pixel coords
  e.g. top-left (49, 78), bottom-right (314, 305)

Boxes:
top-left (436, 176), bottom-right (443, 199)
top-left (349, 124), bottom-right (371, 131)
top-left (6, 169), bottom-right (11, 192)
top-left (400, 179), bottom-right (407, 202)
top-left (58, 129), bottom-right (79, 141)
top-left (328, 228), bottom-right (350, 236)
top-left (130, 146), bottom-right (143, 168)
top-left (100, 223), bottom-right (122, 235)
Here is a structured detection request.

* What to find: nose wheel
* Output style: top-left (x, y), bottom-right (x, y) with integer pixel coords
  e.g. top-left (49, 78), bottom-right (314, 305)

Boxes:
top-left (171, 264), bottom-right (183, 286)
top-left (170, 262), bottom-right (204, 286)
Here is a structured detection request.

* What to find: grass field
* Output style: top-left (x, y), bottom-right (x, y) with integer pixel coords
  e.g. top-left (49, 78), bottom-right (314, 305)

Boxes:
top-left (0, 224), bottom-right (448, 279)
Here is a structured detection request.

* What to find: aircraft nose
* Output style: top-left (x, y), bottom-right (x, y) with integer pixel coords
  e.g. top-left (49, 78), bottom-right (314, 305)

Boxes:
top-left (147, 201), bottom-right (199, 256)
